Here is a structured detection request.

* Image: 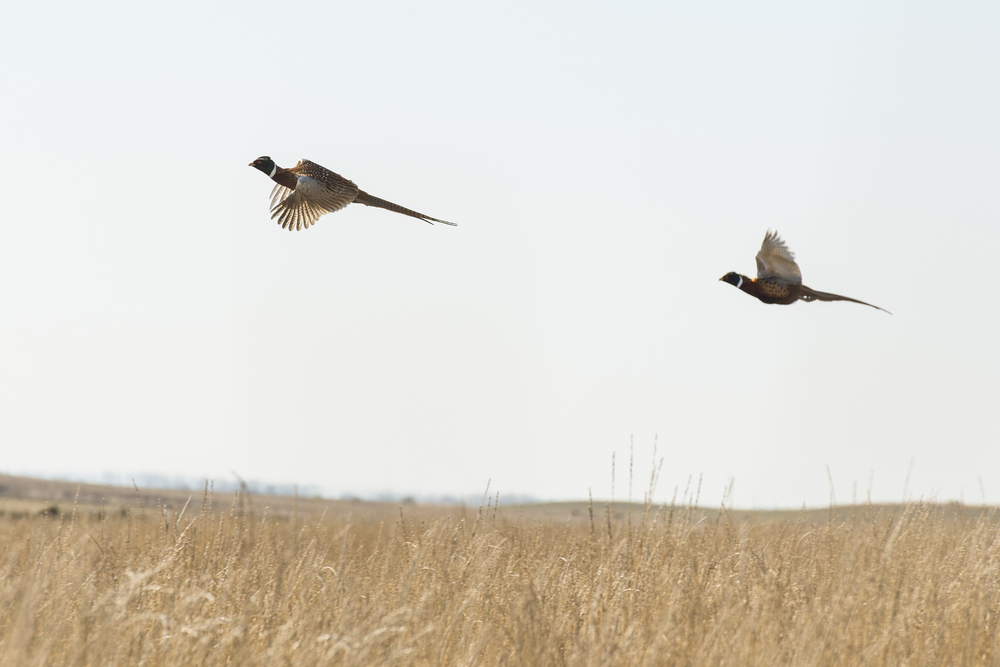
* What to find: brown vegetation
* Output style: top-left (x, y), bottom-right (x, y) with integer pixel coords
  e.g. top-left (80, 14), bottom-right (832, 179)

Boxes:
top-left (1, 479), bottom-right (998, 665)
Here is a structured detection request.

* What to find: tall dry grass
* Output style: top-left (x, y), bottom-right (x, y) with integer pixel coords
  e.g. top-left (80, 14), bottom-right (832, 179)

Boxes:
top-left (1, 490), bottom-right (998, 666)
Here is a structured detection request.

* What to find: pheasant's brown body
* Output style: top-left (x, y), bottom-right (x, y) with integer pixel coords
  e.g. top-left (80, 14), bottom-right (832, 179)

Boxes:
top-left (751, 279), bottom-right (795, 304)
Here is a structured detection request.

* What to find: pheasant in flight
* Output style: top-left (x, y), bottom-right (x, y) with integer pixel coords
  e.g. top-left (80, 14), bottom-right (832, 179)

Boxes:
top-left (719, 230), bottom-right (889, 313)
top-left (249, 156), bottom-right (457, 231)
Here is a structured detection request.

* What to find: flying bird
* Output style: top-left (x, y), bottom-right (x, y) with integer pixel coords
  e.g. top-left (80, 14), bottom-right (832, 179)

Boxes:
top-left (249, 156), bottom-right (457, 231)
top-left (719, 230), bottom-right (890, 313)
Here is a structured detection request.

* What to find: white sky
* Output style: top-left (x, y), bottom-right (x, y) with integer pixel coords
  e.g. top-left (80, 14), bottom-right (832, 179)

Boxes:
top-left (1, 2), bottom-right (998, 507)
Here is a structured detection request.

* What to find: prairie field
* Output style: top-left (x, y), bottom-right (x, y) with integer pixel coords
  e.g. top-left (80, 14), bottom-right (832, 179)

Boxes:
top-left (1, 480), bottom-right (999, 666)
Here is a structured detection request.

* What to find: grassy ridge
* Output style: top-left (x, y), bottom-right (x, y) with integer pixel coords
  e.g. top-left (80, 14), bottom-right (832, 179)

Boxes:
top-left (1, 483), bottom-right (998, 666)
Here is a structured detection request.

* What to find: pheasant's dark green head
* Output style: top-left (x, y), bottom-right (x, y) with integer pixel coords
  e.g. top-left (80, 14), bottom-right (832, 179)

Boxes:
top-left (719, 272), bottom-right (743, 287)
top-left (249, 156), bottom-right (276, 175)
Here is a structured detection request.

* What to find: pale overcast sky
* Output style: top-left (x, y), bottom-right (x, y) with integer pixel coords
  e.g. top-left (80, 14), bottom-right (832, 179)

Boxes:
top-left (1, 2), bottom-right (997, 507)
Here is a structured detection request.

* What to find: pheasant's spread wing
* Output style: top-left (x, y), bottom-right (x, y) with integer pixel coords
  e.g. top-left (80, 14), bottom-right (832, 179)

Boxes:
top-left (268, 160), bottom-right (360, 231)
top-left (755, 230), bottom-right (802, 284)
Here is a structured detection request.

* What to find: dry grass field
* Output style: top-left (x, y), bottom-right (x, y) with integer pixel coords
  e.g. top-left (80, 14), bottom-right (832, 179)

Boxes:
top-left (1, 476), bottom-right (999, 666)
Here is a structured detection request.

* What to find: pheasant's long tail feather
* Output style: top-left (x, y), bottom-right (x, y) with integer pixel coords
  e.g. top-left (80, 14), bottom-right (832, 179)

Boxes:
top-left (355, 190), bottom-right (457, 226)
top-left (799, 285), bottom-right (891, 314)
